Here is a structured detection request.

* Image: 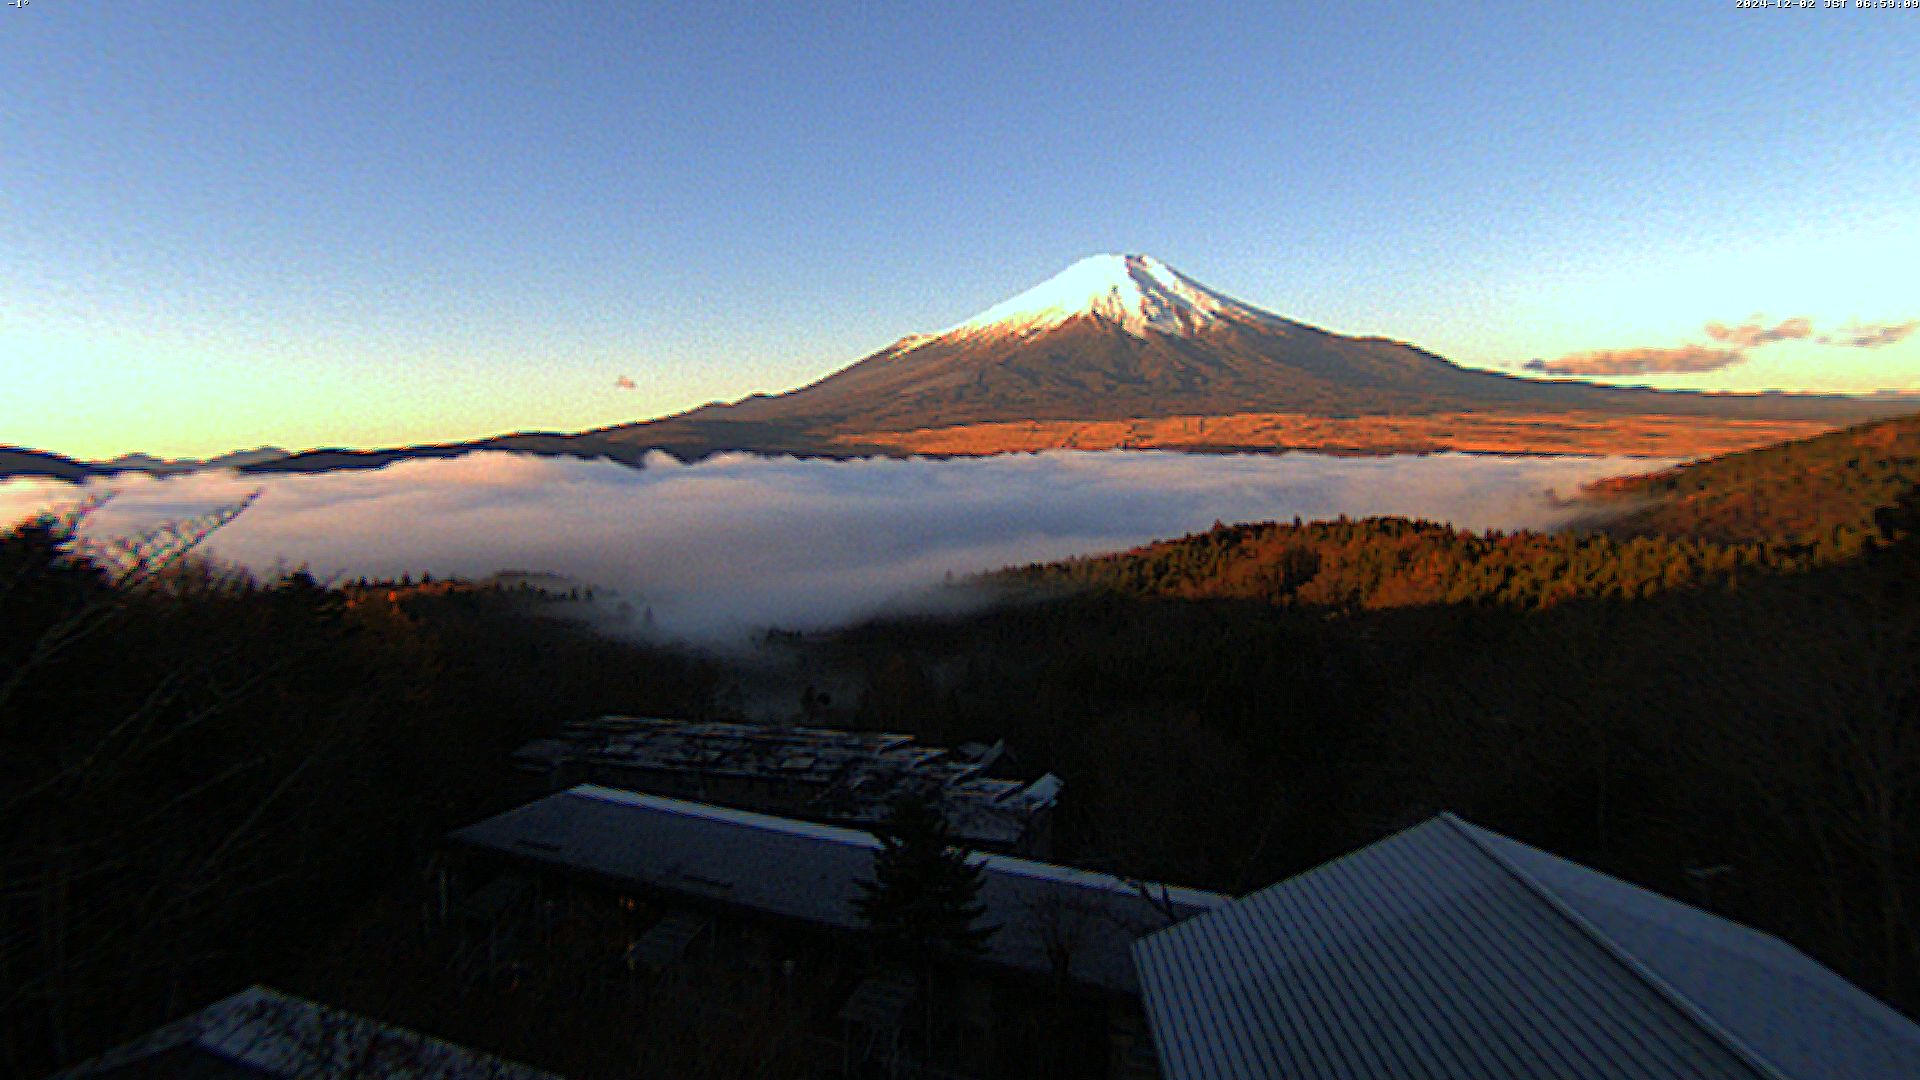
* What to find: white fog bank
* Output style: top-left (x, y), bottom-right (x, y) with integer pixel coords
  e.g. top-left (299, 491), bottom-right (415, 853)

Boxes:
top-left (0, 450), bottom-right (1665, 641)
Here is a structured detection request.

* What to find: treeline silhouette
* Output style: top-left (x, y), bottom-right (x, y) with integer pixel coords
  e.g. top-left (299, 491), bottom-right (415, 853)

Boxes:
top-left (0, 508), bottom-right (721, 1076)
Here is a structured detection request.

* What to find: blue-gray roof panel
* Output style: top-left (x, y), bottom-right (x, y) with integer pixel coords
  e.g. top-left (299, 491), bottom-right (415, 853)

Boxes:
top-left (1135, 816), bottom-right (1795, 1080)
top-left (1459, 819), bottom-right (1920, 1080)
top-left (449, 785), bottom-right (1228, 994)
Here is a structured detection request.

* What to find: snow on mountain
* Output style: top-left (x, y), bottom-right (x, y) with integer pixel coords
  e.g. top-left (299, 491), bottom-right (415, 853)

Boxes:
top-left (930, 253), bottom-right (1280, 343)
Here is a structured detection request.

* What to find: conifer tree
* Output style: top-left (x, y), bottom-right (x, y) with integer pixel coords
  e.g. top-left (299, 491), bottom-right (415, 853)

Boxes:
top-left (1874, 484), bottom-right (1920, 549)
top-left (854, 788), bottom-right (996, 962)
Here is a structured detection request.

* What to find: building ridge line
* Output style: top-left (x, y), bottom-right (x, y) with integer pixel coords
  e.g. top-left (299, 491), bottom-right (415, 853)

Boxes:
top-left (1439, 812), bottom-right (1792, 1080)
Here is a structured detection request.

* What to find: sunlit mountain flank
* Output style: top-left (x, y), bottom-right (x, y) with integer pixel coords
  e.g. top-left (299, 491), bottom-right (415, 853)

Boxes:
top-left (190, 253), bottom-right (1904, 476)
top-left (585, 253), bottom-right (1901, 462)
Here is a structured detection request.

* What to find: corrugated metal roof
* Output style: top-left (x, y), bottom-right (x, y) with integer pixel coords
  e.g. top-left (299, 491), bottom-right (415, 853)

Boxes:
top-left (449, 784), bottom-right (1228, 994)
top-left (48, 986), bottom-right (565, 1080)
top-left (1133, 814), bottom-right (1920, 1080)
top-left (1458, 819), bottom-right (1920, 1080)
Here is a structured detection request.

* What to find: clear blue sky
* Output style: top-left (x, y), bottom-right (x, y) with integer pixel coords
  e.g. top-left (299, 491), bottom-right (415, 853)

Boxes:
top-left (4, 1), bottom-right (1917, 457)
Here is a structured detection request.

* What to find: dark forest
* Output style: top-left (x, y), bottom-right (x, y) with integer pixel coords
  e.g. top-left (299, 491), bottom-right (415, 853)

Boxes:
top-left (6, 414), bottom-right (1919, 1077)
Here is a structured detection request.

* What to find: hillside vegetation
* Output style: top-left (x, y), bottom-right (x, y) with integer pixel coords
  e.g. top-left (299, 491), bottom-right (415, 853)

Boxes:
top-left (1012, 517), bottom-right (1807, 612)
top-left (1592, 410), bottom-right (1920, 545)
top-left (829, 413), bottom-right (1920, 1023)
top-left (826, 410), bottom-right (1834, 459)
top-left (1006, 412), bottom-right (1920, 612)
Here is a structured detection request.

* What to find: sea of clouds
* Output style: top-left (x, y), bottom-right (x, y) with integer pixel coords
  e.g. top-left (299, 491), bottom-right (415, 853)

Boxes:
top-left (0, 450), bottom-right (1664, 642)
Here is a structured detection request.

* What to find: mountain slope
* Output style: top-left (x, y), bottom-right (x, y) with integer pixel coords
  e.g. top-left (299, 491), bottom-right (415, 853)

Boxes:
top-left (1000, 413), bottom-right (1920, 617)
top-left (1002, 410), bottom-right (1920, 616)
top-left (1587, 411), bottom-right (1920, 545)
top-left (598, 254), bottom-right (1900, 458)
top-left (0, 447), bottom-right (101, 482)
top-left (0, 447), bottom-right (294, 481)
top-left (25, 255), bottom-right (1905, 477)
top-left (102, 448), bottom-right (291, 475)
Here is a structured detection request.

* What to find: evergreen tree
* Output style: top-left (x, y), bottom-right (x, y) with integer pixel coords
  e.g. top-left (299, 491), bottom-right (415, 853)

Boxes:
top-left (0, 511), bottom-right (108, 669)
top-left (1873, 483), bottom-right (1920, 548)
top-left (854, 788), bottom-right (996, 961)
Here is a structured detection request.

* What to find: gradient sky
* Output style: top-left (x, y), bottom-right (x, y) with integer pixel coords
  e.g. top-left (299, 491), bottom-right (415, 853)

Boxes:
top-left (4, 1), bottom-right (1918, 459)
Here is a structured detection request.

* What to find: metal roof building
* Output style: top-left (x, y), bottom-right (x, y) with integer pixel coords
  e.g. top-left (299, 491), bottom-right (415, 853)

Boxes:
top-left (1132, 813), bottom-right (1920, 1080)
top-left (47, 985), bottom-right (564, 1080)
top-left (449, 784), bottom-right (1227, 995)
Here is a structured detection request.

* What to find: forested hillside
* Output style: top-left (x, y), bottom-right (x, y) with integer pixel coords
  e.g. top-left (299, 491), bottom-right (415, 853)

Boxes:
top-left (830, 416), bottom-right (1920, 1022)
top-left (1591, 410), bottom-right (1920, 545)
top-left (1013, 412), bottom-right (1920, 610)
top-left (1011, 516), bottom-right (1815, 611)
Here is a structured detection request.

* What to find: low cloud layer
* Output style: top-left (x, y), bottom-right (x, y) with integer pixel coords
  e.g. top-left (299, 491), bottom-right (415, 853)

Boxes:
top-left (1820, 320), bottom-right (1918, 349)
top-left (1, 450), bottom-right (1661, 642)
top-left (1704, 317), bottom-right (1813, 348)
top-left (1526, 344), bottom-right (1744, 377)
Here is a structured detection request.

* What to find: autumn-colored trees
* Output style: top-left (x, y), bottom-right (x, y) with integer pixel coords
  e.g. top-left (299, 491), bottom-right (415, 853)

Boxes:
top-left (1010, 515), bottom-right (1812, 613)
top-left (839, 481), bottom-right (1920, 1018)
top-left (1597, 410), bottom-right (1920, 546)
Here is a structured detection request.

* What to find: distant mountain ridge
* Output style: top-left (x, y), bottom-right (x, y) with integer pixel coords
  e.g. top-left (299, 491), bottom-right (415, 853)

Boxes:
top-left (102, 447), bottom-right (290, 474)
top-left (0, 446), bottom-right (291, 482)
top-left (0, 447), bottom-right (101, 482)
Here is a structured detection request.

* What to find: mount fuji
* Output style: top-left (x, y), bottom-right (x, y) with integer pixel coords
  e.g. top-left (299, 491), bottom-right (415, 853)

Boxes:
top-left (573, 253), bottom-right (1894, 461)
top-left (238, 254), bottom-right (1905, 474)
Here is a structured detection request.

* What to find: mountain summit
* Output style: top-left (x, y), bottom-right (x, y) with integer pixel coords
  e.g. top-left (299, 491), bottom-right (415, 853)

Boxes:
top-left (616, 253), bottom-right (1517, 436)
top-left (235, 256), bottom-right (1907, 475)
top-left (925, 253), bottom-right (1278, 342)
top-left (568, 253), bottom-right (1903, 461)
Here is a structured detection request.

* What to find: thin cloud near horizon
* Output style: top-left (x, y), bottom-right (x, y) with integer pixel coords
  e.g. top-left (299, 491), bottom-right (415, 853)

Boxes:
top-left (1819, 320), bottom-right (1918, 349)
top-left (1703, 317), bottom-right (1813, 348)
top-left (1526, 344), bottom-right (1744, 377)
top-left (1528, 315), bottom-right (1915, 376)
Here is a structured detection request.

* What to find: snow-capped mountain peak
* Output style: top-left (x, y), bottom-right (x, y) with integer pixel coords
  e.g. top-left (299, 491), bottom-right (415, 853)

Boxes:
top-left (935, 253), bottom-right (1276, 342)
